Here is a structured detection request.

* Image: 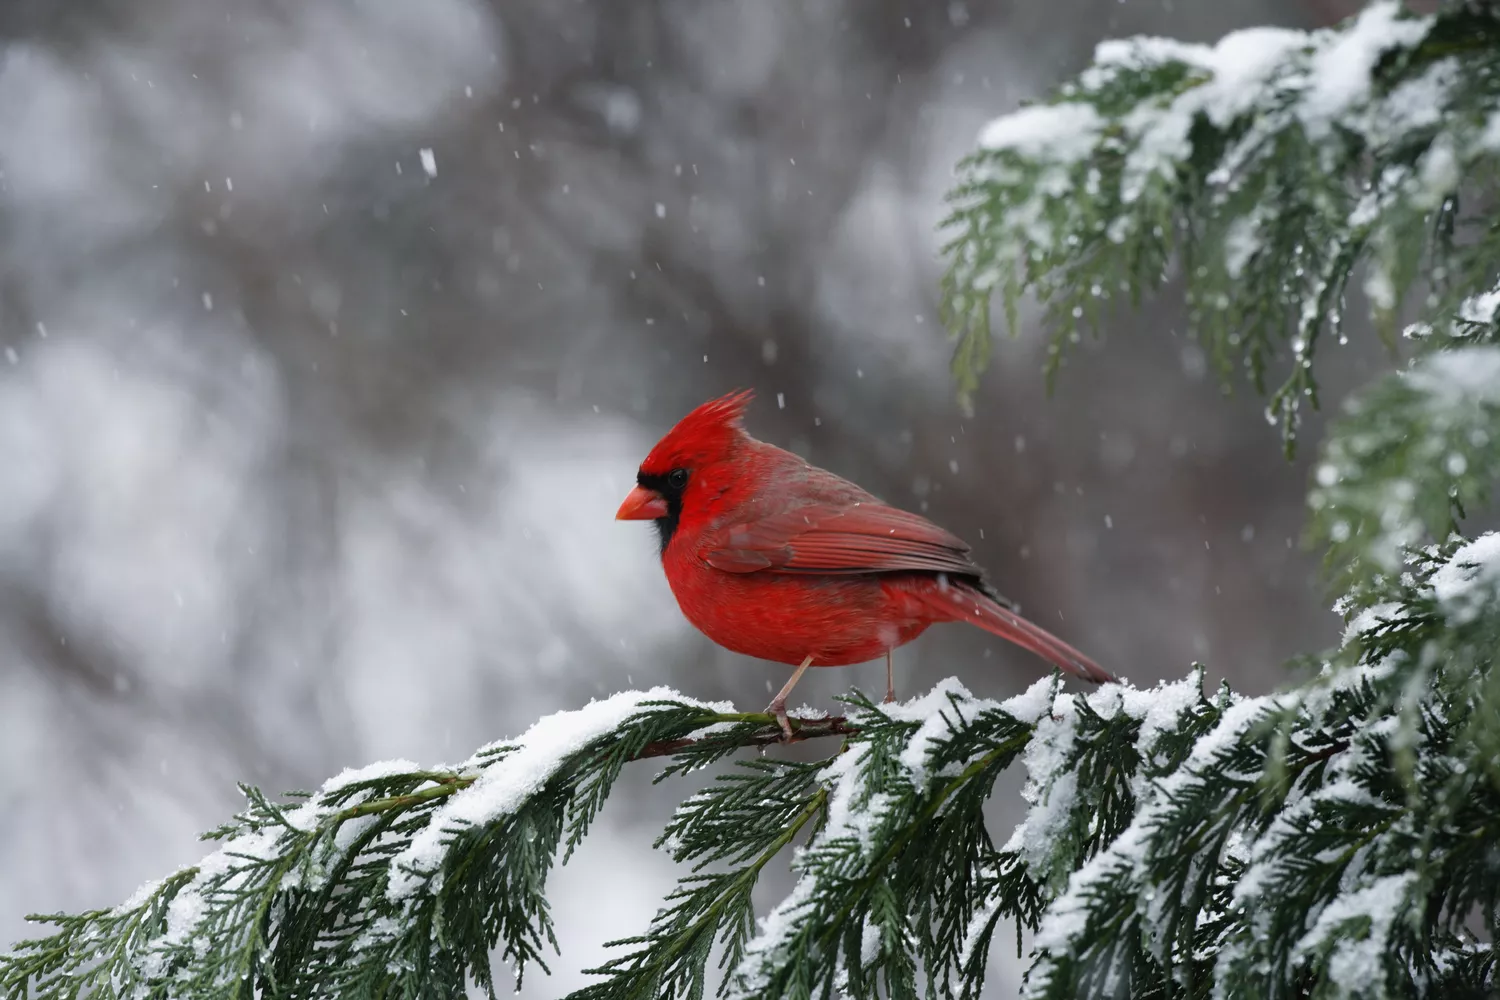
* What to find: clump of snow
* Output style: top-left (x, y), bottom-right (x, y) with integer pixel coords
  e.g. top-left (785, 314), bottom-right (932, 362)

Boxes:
top-left (1293, 873), bottom-right (1415, 989)
top-left (1429, 532), bottom-right (1500, 626)
top-left (1299, 3), bottom-right (1431, 138)
top-left (1031, 820), bottom-right (1150, 956)
top-left (1081, 27), bottom-right (1306, 206)
top-left (1367, 58), bottom-right (1457, 148)
top-left (1340, 601), bottom-right (1402, 647)
top-left (132, 791), bottom-right (327, 982)
top-left (1131, 672), bottom-right (1207, 755)
top-left (999, 674), bottom-right (1060, 725)
top-left (859, 917), bottom-right (882, 967)
top-left (1001, 684), bottom-right (1080, 879)
top-left (1458, 284), bottom-right (1500, 326)
top-left (1087, 27), bottom-right (1306, 129)
top-left (1231, 735), bottom-right (1375, 908)
top-left (978, 103), bottom-right (1102, 161)
top-left (115, 754), bottom-right (451, 985)
top-left (1406, 347), bottom-right (1500, 406)
top-left (1003, 674), bottom-right (1205, 884)
top-left (388, 686), bottom-right (723, 899)
top-left (1224, 212), bottom-right (1264, 279)
top-left (887, 678), bottom-right (1004, 790)
top-left (1363, 262), bottom-right (1398, 314)
top-left (1313, 346), bottom-right (1500, 573)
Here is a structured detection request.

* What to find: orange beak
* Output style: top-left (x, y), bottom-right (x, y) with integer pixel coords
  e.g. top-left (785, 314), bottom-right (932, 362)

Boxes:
top-left (615, 484), bottom-right (670, 521)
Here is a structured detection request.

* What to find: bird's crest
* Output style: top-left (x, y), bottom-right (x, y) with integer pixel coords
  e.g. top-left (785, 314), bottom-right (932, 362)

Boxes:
top-left (640, 389), bottom-right (755, 474)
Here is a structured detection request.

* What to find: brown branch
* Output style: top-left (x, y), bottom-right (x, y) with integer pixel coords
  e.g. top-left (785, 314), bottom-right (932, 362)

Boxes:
top-left (636, 715), bottom-right (859, 759)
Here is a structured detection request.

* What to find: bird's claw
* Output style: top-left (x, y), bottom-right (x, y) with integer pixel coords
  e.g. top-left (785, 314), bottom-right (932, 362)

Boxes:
top-left (767, 700), bottom-right (795, 741)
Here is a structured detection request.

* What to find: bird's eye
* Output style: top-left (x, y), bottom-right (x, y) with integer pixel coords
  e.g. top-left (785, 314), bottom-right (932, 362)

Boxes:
top-left (666, 468), bottom-right (689, 490)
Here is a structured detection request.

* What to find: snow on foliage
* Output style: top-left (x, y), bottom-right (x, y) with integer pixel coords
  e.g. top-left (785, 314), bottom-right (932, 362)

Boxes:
top-left (1293, 873), bottom-right (1417, 992)
top-left (941, 0), bottom-right (1500, 445)
top-left (1430, 531), bottom-right (1500, 626)
top-left (388, 686), bottom-right (726, 899)
top-left (1310, 345), bottom-right (1500, 577)
top-left (978, 103), bottom-right (1103, 160)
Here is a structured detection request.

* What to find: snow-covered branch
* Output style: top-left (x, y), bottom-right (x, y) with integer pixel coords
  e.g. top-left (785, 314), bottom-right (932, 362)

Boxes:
top-left (941, 0), bottom-right (1500, 448)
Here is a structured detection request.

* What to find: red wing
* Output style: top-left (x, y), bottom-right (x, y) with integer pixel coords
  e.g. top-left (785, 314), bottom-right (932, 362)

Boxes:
top-left (701, 502), bottom-right (985, 578)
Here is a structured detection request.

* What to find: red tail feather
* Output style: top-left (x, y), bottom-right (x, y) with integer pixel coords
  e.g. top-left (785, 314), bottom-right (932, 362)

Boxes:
top-left (916, 582), bottom-right (1115, 685)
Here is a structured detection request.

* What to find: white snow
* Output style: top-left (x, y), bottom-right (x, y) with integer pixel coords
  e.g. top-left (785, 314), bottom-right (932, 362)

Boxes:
top-left (418, 147), bottom-right (436, 177)
top-left (1404, 346), bottom-right (1500, 407)
top-left (1299, 3), bottom-right (1431, 137)
top-left (1081, 27), bottom-right (1306, 207)
top-left (1224, 212), bottom-right (1264, 279)
top-left (978, 103), bottom-right (1102, 161)
top-left (1002, 674), bottom-right (1205, 884)
top-left (1001, 681), bottom-right (1079, 877)
top-left (322, 758), bottom-right (425, 790)
top-left (387, 686), bottom-right (724, 900)
top-left (1131, 672), bottom-right (1207, 754)
top-left (1294, 873), bottom-right (1416, 988)
top-left (859, 917), bottom-right (882, 967)
top-left (1314, 347), bottom-right (1500, 573)
top-left (998, 674), bottom-right (1060, 725)
top-left (888, 678), bottom-right (1001, 789)
top-left (1369, 58), bottom-right (1458, 147)
top-left (1097, 27), bottom-right (1305, 128)
top-left (1032, 820), bottom-right (1150, 955)
top-left (116, 754), bottom-right (451, 987)
top-left (956, 864), bottom-right (1006, 970)
top-left (1029, 691), bottom-right (1268, 968)
top-left (1340, 601), bottom-right (1402, 647)
top-left (1429, 532), bottom-right (1500, 625)
top-left (1004, 765), bottom-right (1079, 877)
top-left (1458, 284), bottom-right (1500, 326)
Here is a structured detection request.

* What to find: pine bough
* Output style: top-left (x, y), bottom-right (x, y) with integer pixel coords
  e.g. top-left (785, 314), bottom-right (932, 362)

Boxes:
top-left (6, 2), bottom-right (1500, 997)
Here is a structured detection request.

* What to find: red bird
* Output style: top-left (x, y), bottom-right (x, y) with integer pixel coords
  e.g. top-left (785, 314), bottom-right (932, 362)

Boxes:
top-left (616, 390), bottom-right (1114, 737)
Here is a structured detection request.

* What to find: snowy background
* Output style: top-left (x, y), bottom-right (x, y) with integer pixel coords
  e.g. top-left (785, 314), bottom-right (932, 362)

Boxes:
top-left (0, 0), bottom-right (1386, 993)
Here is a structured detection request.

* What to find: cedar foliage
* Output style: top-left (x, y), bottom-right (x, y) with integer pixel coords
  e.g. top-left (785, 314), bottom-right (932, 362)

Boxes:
top-left (3, 2), bottom-right (1498, 997)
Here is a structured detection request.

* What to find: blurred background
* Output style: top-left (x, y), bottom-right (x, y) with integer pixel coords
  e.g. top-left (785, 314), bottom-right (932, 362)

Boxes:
top-left (0, 0), bottom-right (1391, 993)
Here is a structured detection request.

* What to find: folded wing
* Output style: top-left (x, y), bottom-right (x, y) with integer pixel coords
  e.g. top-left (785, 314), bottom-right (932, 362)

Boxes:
top-left (701, 501), bottom-right (988, 579)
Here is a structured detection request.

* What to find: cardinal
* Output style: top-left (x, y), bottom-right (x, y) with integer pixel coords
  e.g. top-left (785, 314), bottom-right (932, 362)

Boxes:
top-left (616, 390), bottom-right (1114, 737)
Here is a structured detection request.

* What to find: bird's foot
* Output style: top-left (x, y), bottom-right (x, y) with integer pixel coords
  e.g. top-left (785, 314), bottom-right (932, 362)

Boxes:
top-left (766, 698), bottom-right (794, 741)
top-left (882, 689), bottom-right (896, 705)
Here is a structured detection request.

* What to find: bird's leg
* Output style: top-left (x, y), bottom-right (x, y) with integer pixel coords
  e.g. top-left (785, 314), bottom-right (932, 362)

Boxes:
top-left (884, 650), bottom-right (896, 704)
top-left (767, 655), bottom-right (815, 741)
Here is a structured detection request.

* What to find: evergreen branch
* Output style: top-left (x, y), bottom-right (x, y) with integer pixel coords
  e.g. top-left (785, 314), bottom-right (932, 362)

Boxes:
top-left (571, 778), bottom-right (831, 1000)
top-left (1024, 535), bottom-right (1500, 999)
top-left (1310, 341), bottom-right (1500, 585)
top-left (939, 0), bottom-right (1500, 447)
top-left (0, 694), bottom-right (854, 1000)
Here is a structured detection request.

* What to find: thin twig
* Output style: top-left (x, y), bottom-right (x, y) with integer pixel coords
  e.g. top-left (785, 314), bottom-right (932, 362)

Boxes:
top-left (636, 715), bottom-right (859, 759)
